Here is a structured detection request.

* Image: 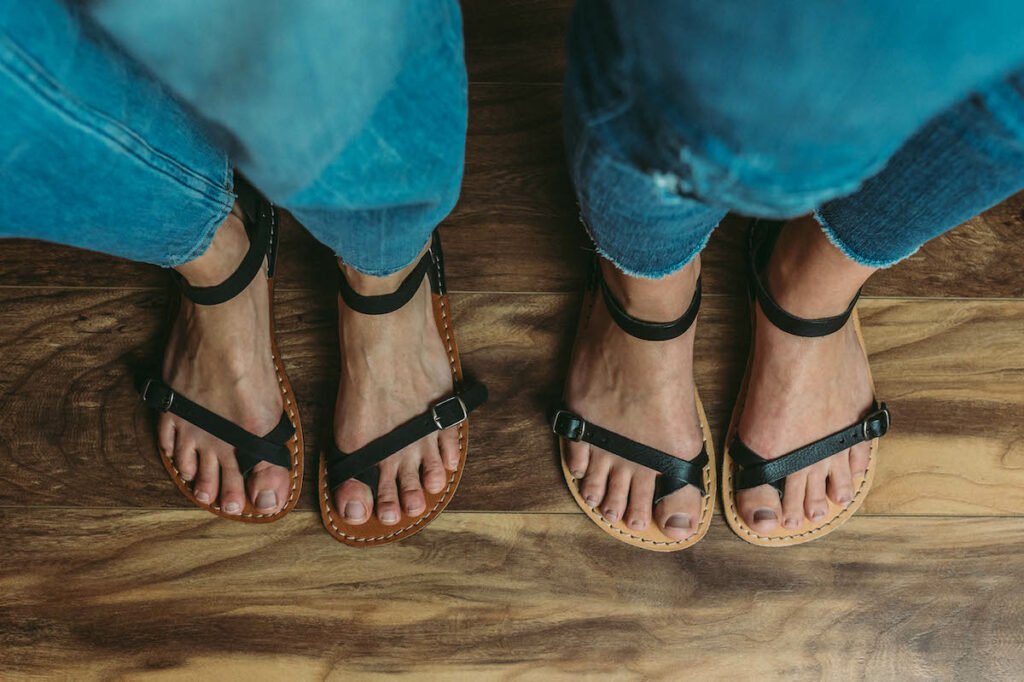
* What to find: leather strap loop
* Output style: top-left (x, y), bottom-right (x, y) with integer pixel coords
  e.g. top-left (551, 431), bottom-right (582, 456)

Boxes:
top-left (730, 402), bottom-right (891, 492)
top-left (174, 175), bottom-right (276, 306)
top-left (748, 220), bottom-right (859, 338)
top-left (326, 381), bottom-right (488, 493)
top-left (598, 271), bottom-right (702, 342)
top-left (338, 232), bottom-right (445, 315)
top-left (552, 408), bottom-right (708, 499)
top-left (137, 377), bottom-right (294, 475)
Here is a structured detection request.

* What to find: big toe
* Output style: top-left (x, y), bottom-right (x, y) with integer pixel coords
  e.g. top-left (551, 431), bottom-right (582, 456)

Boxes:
top-left (654, 485), bottom-right (703, 540)
top-left (736, 486), bottom-right (782, 533)
top-left (333, 479), bottom-right (374, 525)
top-left (247, 462), bottom-right (292, 515)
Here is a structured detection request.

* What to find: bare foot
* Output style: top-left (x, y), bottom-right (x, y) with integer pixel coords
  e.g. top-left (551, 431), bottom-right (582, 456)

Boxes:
top-left (735, 216), bottom-right (878, 533)
top-left (158, 204), bottom-right (291, 516)
top-left (331, 242), bottom-right (459, 526)
top-left (563, 258), bottom-right (705, 540)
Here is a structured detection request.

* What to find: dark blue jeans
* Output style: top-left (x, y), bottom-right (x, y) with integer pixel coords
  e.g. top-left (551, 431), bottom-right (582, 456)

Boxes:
top-left (565, 0), bottom-right (1024, 276)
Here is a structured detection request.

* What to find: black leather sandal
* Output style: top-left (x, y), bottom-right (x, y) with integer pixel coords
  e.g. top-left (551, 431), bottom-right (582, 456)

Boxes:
top-left (319, 231), bottom-right (487, 547)
top-left (138, 176), bottom-right (303, 523)
top-left (722, 219), bottom-right (891, 546)
top-left (551, 252), bottom-right (716, 552)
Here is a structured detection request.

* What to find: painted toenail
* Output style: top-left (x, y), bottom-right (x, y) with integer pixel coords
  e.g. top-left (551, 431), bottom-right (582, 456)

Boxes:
top-left (344, 501), bottom-right (364, 520)
top-left (254, 490), bottom-right (277, 511)
top-left (380, 509), bottom-right (399, 523)
top-left (195, 491), bottom-right (211, 504)
top-left (753, 509), bottom-right (777, 522)
top-left (224, 501), bottom-right (241, 514)
top-left (666, 514), bottom-right (691, 529)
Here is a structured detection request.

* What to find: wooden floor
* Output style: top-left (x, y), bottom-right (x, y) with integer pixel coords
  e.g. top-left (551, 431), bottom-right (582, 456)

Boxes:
top-left (3, 2), bottom-right (1024, 679)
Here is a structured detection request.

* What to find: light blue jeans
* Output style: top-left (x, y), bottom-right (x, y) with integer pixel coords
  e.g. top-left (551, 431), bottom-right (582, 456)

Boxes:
top-left (566, 0), bottom-right (1024, 276)
top-left (0, 0), bottom-right (467, 275)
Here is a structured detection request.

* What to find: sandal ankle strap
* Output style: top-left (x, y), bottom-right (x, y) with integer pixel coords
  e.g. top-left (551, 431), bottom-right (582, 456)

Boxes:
top-left (748, 219), bottom-right (859, 338)
top-left (174, 174), bottom-right (278, 306)
top-left (592, 258), bottom-right (702, 342)
top-left (337, 231), bottom-right (444, 315)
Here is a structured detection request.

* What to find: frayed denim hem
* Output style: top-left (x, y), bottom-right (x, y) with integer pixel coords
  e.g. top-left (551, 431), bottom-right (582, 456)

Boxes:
top-left (161, 162), bottom-right (235, 268)
top-left (586, 222), bottom-right (714, 280)
top-left (813, 209), bottom-right (920, 269)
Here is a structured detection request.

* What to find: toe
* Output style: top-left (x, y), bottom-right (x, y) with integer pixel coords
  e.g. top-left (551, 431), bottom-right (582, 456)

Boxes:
top-left (804, 465), bottom-right (829, 522)
top-left (172, 435), bottom-right (198, 483)
top-left (600, 465), bottom-right (631, 523)
top-left (246, 461), bottom-right (291, 515)
top-left (850, 442), bottom-right (871, 477)
top-left (439, 427), bottom-right (461, 472)
top-left (781, 471), bottom-right (808, 530)
top-left (192, 449), bottom-right (219, 505)
top-left (578, 454), bottom-right (611, 509)
top-left (565, 441), bottom-right (591, 480)
top-left (398, 452), bottom-right (426, 516)
top-left (421, 442), bottom-right (448, 495)
top-left (158, 415), bottom-right (176, 459)
top-left (624, 471), bottom-right (654, 530)
top-left (218, 459), bottom-right (246, 516)
top-left (654, 485), bottom-right (701, 540)
top-left (826, 451), bottom-right (854, 507)
top-left (375, 463), bottom-right (402, 525)
top-left (333, 478), bottom-right (373, 525)
top-left (737, 485), bottom-right (782, 533)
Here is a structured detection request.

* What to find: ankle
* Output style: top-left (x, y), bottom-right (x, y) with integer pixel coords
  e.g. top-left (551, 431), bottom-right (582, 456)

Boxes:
top-left (339, 239), bottom-right (431, 296)
top-left (175, 204), bottom-right (249, 287)
top-left (767, 216), bottom-right (876, 318)
top-left (601, 257), bottom-right (700, 322)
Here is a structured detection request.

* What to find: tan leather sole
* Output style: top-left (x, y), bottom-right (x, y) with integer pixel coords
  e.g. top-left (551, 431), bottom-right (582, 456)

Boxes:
top-left (722, 306), bottom-right (880, 546)
top-left (319, 292), bottom-right (470, 547)
top-left (158, 277), bottom-right (305, 523)
top-left (558, 391), bottom-right (716, 552)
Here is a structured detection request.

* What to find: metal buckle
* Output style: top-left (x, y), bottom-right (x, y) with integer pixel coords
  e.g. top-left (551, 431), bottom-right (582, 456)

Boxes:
top-left (141, 379), bottom-right (175, 412)
top-left (432, 395), bottom-right (468, 430)
top-left (862, 404), bottom-right (890, 440)
top-left (551, 410), bottom-right (585, 442)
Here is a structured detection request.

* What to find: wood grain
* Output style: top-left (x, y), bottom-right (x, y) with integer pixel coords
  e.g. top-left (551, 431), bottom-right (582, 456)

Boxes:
top-left (0, 288), bottom-right (1020, 516)
top-left (1, 509), bottom-right (1022, 680)
top-left (462, 0), bottom-right (571, 84)
top-left (2, 84), bottom-right (1021, 297)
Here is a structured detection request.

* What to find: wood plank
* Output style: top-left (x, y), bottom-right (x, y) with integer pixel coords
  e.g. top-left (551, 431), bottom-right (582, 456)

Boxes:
top-left (1, 509), bottom-right (1022, 680)
top-left (0, 288), bottom-right (1020, 515)
top-left (462, 0), bottom-right (570, 84)
top-left (2, 85), bottom-right (1021, 297)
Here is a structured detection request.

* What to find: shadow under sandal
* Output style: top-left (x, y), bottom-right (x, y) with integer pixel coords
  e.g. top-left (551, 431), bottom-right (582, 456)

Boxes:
top-left (137, 176), bottom-right (304, 522)
top-left (320, 231), bottom-right (487, 548)
top-left (551, 257), bottom-right (717, 552)
top-left (723, 219), bottom-right (891, 547)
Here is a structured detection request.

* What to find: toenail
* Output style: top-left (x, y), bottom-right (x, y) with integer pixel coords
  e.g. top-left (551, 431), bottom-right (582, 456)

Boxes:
top-left (180, 472), bottom-right (193, 482)
top-left (344, 501), bottom-right (365, 521)
top-left (224, 501), bottom-right (241, 514)
top-left (603, 509), bottom-right (619, 521)
top-left (838, 494), bottom-right (852, 505)
top-left (380, 509), bottom-right (399, 523)
top-left (571, 470), bottom-right (584, 479)
top-left (254, 490), bottom-right (277, 511)
top-left (784, 517), bottom-right (801, 529)
top-left (584, 495), bottom-right (599, 507)
top-left (753, 509), bottom-right (777, 523)
top-left (811, 509), bottom-right (826, 521)
top-left (629, 517), bottom-right (645, 529)
top-left (195, 491), bottom-right (211, 504)
top-left (666, 514), bottom-right (691, 529)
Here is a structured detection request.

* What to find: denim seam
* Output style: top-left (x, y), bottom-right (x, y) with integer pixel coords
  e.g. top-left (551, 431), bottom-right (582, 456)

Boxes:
top-left (813, 209), bottom-right (919, 269)
top-left (165, 162), bottom-right (234, 267)
top-left (0, 36), bottom-right (230, 207)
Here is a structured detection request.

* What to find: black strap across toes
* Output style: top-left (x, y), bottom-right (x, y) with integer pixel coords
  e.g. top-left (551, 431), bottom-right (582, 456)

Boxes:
top-left (326, 230), bottom-right (488, 497)
top-left (138, 176), bottom-right (295, 476)
top-left (552, 256), bottom-right (708, 502)
top-left (729, 219), bottom-right (892, 496)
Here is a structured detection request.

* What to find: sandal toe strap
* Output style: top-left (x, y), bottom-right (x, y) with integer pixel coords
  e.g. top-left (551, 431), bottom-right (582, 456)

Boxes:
top-left (731, 402), bottom-right (891, 492)
top-left (138, 377), bottom-right (294, 475)
top-left (326, 381), bottom-right (488, 495)
top-left (552, 409), bottom-right (708, 498)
